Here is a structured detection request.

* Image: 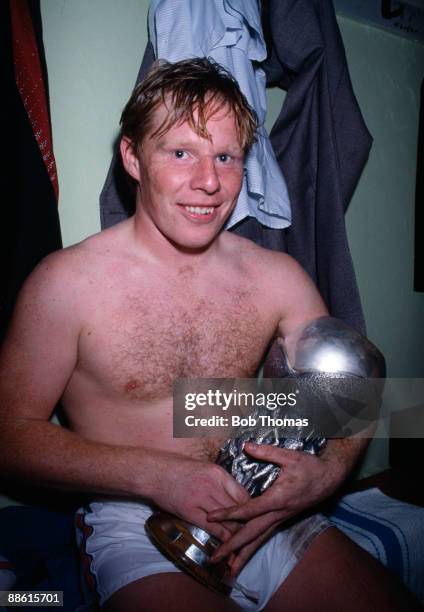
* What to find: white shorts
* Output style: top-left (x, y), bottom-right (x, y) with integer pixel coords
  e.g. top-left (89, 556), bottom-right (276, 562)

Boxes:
top-left (75, 500), bottom-right (330, 611)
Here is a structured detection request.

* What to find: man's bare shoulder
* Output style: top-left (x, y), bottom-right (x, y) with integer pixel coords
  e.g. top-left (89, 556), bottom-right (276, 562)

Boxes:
top-left (220, 231), bottom-right (327, 332)
top-left (12, 220), bottom-right (134, 327)
top-left (32, 220), bottom-right (132, 280)
top-left (220, 231), bottom-right (301, 278)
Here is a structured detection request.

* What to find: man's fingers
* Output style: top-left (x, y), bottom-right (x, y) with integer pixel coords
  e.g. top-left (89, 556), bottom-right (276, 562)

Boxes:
top-left (189, 509), bottom-right (233, 542)
top-left (222, 475), bottom-right (250, 505)
top-left (243, 441), bottom-right (302, 465)
top-left (229, 552), bottom-right (236, 565)
top-left (208, 501), bottom-right (257, 522)
top-left (228, 544), bottom-right (253, 577)
top-left (228, 525), bottom-right (277, 577)
top-left (208, 490), bottom-right (281, 522)
top-left (211, 511), bottom-right (284, 561)
top-left (203, 520), bottom-right (232, 542)
top-left (217, 520), bottom-right (244, 536)
top-left (211, 489), bottom-right (248, 510)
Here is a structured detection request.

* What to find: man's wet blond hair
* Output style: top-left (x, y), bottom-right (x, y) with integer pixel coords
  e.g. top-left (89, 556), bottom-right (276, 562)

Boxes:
top-left (120, 58), bottom-right (258, 153)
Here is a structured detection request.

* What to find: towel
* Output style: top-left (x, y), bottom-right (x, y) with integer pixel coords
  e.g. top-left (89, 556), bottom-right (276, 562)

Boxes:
top-left (327, 488), bottom-right (424, 602)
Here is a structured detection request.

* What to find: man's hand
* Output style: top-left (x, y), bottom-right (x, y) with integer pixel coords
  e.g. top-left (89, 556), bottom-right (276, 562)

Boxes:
top-left (150, 455), bottom-right (250, 542)
top-left (207, 440), bottom-right (352, 573)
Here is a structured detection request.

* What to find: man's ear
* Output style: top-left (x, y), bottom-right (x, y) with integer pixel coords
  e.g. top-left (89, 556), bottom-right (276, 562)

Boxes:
top-left (120, 137), bottom-right (140, 181)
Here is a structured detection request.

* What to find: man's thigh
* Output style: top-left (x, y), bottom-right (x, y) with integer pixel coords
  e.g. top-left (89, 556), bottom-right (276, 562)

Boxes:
top-left (103, 572), bottom-right (240, 612)
top-left (265, 526), bottom-right (421, 612)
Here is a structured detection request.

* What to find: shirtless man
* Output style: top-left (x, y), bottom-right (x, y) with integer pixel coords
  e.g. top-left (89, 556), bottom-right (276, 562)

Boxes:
top-left (0, 59), bottom-right (416, 611)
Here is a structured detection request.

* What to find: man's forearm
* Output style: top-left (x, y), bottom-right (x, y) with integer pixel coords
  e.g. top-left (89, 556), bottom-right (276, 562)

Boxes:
top-left (321, 436), bottom-right (370, 488)
top-left (0, 419), bottom-right (165, 500)
top-left (0, 418), bottom-right (251, 542)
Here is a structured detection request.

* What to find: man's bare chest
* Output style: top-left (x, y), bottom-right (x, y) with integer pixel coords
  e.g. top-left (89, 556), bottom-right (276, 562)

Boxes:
top-left (76, 283), bottom-right (276, 402)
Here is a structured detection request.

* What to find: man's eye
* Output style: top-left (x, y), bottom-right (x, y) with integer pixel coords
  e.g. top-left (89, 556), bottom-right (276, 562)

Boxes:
top-left (174, 150), bottom-right (186, 159)
top-left (218, 154), bottom-right (231, 163)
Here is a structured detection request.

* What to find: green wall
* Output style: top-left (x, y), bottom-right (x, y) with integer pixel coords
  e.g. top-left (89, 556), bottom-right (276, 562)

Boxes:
top-left (340, 17), bottom-right (424, 379)
top-left (41, 0), bottom-right (149, 245)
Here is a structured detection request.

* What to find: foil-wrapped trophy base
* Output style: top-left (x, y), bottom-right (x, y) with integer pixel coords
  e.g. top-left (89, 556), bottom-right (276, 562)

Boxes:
top-left (145, 511), bottom-right (232, 595)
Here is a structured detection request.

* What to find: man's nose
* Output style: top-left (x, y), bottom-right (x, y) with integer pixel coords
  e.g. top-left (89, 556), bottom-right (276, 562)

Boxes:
top-left (190, 156), bottom-right (220, 194)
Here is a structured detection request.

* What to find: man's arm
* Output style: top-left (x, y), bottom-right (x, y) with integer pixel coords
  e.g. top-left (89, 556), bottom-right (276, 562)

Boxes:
top-left (0, 251), bottom-right (248, 541)
top-left (208, 253), bottom-right (373, 572)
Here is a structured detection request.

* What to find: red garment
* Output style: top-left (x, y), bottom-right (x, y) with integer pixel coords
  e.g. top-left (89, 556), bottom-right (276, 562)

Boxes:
top-left (10, 0), bottom-right (59, 202)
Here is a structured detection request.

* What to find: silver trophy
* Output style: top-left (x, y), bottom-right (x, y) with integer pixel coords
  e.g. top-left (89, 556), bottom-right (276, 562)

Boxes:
top-left (145, 317), bottom-right (386, 594)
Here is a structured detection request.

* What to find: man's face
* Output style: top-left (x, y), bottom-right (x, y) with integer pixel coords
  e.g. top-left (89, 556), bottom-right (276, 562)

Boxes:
top-left (121, 103), bottom-right (245, 251)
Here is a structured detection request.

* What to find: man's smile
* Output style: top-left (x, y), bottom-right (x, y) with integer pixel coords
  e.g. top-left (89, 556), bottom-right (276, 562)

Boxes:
top-left (184, 206), bottom-right (214, 215)
top-left (177, 203), bottom-right (223, 222)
